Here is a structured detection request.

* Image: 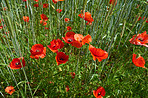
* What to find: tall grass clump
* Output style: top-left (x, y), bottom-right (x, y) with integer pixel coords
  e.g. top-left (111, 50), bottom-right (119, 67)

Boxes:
top-left (0, 0), bottom-right (148, 97)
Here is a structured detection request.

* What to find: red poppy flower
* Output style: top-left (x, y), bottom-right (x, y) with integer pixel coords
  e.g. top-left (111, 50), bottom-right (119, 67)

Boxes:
top-left (40, 14), bottom-right (48, 21)
top-left (56, 9), bottom-right (62, 13)
top-left (34, 0), bottom-right (39, 2)
top-left (78, 11), bottom-right (94, 25)
top-left (70, 72), bottom-right (75, 78)
top-left (9, 57), bottom-right (25, 69)
top-left (55, 52), bottom-right (69, 65)
top-left (132, 54), bottom-right (146, 69)
top-left (30, 44), bottom-right (46, 59)
top-left (64, 18), bottom-right (70, 23)
top-left (72, 34), bottom-right (92, 48)
top-left (22, 0), bottom-right (27, 2)
top-left (109, 0), bottom-right (117, 5)
top-left (5, 86), bottom-right (15, 95)
top-left (138, 17), bottom-right (141, 21)
top-left (40, 20), bottom-right (47, 26)
top-left (52, 0), bottom-right (64, 4)
top-left (47, 39), bottom-right (64, 53)
top-left (23, 16), bottom-right (29, 22)
top-left (45, 27), bottom-right (49, 30)
top-left (93, 86), bottom-right (106, 98)
top-left (66, 26), bottom-right (72, 31)
top-left (34, 4), bottom-right (39, 7)
top-left (65, 86), bottom-right (69, 92)
top-left (82, 34), bottom-right (92, 45)
top-left (0, 26), bottom-right (3, 29)
top-left (89, 45), bottom-right (108, 62)
top-left (129, 31), bottom-right (148, 47)
top-left (43, 3), bottom-right (49, 8)
top-left (62, 31), bottom-right (75, 44)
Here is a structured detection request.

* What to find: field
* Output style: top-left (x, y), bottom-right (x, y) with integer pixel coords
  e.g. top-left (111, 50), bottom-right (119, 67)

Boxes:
top-left (0, 0), bottom-right (148, 97)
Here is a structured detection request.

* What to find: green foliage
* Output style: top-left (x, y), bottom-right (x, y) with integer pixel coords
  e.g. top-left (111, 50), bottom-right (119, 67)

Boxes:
top-left (0, 0), bottom-right (148, 97)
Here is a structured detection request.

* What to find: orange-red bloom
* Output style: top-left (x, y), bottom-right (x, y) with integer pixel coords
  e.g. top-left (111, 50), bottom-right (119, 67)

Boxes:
top-left (132, 54), bottom-right (146, 69)
top-left (129, 31), bottom-right (148, 47)
top-left (30, 44), bottom-right (46, 59)
top-left (82, 34), bottom-right (92, 44)
top-left (40, 14), bottom-right (48, 21)
top-left (52, 0), bottom-right (64, 4)
top-left (66, 26), bottom-right (72, 31)
top-left (138, 17), bottom-right (142, 21)
top-left (22, 0), bottom-right (27, 1)
top-left (0, 26), bottom-right (3, 29)
top-left (93, 86), bottom-right (106, 98)
top-left (64, 18), bottom-right (70, 23)
top-left (5, 86), bottom-right (15, 95)
top-left (72, 34), bottom-right (92, 48)
top-left (40, 20), bottom-right (47, 26)
top-left (65, 85), bottom-right (69, 92)
top-left (70, 72), bottom-right (75, 78)
top-left (9, 57), bottom-right (25, 69)
top-left (34, 4), bottom-right (39, 7)
top-left (78, 11), bottom-right (94, 25)
top-left (47, 39), bottom-right (64, 53)
top-left (109, 0), bottom-right (117, 5)
top-left (43, 3), bottom-right (49, 8)
top-left (55, 52), bottom-right (69, 65)
top-left (23, 16), bottom-right (29, 22)
top-left (56, 9), bottom-right (62, 13)
top-left (40, 14), bottom-right (48, 26)
top-left (62, 31), bottom-right (75, 44)
top-left (89, 45), bottom-right (108, 62)
top-left (34, 0), bottom-right (39, 2)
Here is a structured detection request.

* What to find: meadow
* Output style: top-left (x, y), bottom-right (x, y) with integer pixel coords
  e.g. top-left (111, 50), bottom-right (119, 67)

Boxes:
top-left (0, 0), bottom-right (148, 97)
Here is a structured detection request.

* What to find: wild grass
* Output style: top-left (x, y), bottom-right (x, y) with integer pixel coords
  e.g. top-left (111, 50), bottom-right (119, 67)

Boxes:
top-left (0, 0), bottom-right (148, 97)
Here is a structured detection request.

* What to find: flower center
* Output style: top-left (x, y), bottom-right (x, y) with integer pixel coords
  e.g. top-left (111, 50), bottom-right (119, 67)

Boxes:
top-left (138, 38), bottom-right (143, 41)
top-left (53, 45), bottom-right (56, 48)
top-left (68, 39), bottom-right (72, 42)
top-left (9, 89), bottom-right (12, 92)
top-left (36, 50), bottom-right (40, 52)
top-left (60, 58), bottom-right (64, 60)
top-left (15, 62), bottom-right (20, 65)
top-left (98, 93), bottom-right (101, 96)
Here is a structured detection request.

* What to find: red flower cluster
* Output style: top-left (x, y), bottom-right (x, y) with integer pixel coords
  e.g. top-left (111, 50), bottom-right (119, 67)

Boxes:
top-left (34, 4), bottom-right (39, 7)
top-left (65, 85), bottom-right (69, 92)
top-left (62, 31), bottom-right (108, 62)
top-left (132, 54), bottom-right (146, 69)
top-left (129, 31), bottom-right (147, 69)
top-left (0, 26), bottom-right (3, 29)
top-left (129, 31), bottom-right (148, 47)
top-left (52, 0), bottom-right (64, 4)
top-left (9, 57), bottom-right (25, 69)
top-left (43, 4), bottom-right (49, 8)
top-left (55, 52), bottom-right (69, 65)
top-left (56, 9), bottom-right (62, 13)
top-left (89, 45), bottom-right (108, 62)
top-left (64, 18), bottom-right (70, 23)
top-left (109, 0), bottom-right (117, 5)
top-left (66, 26), bottom-right (72, 31)
top-left (93, 86), bottom-right (106, 98)
top-left (62, 32), bottom-right (92, 48)
top-left (23, 16), bottom-right (29, 22)
top-left (30, 44), bottom-right (46, 59)
top-left (40, 14), bottom-right (48, 26)
top-left (70, 72), bottom-right (75, 78)
top-left (78, 11), bottom-right (94, 25)
top-left (138, 16), bottom-right (148, 23)
top-left (5, 86), bottom-right (15, 95)
top-left (47, 39), bottom-right (64, 53)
